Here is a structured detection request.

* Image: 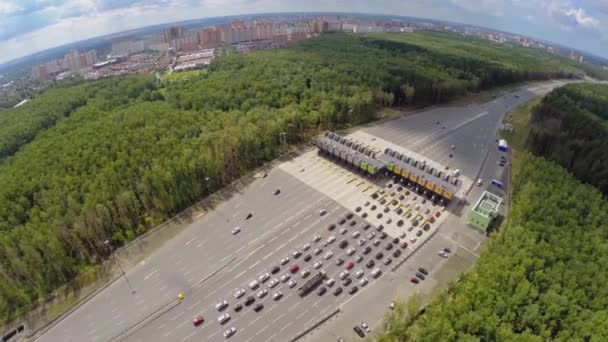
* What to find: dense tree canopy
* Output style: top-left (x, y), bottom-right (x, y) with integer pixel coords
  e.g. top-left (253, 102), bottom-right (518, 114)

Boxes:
top-left (528, 83), bottom-right (608, 194)
top-left (377, 154), bottom-right (608, 341)
top-left (0, 31), bottom-right (593, 321)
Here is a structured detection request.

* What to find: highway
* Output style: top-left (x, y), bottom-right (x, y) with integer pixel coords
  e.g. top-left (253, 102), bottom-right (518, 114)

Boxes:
top-left (35, 81), bottom-right (567, 342)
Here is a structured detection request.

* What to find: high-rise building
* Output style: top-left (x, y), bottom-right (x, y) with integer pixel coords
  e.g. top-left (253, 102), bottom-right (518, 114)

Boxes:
top-left (199, 27), bottom-right (220, 47)
top-left (163, 27), bottom-right (184, 43)
top-left (254, 20), bottom-right (273, 40)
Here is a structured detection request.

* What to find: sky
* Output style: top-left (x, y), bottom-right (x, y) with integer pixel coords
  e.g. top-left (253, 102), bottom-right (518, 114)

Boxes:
top-left (0, 0), bottom-right (607, 65)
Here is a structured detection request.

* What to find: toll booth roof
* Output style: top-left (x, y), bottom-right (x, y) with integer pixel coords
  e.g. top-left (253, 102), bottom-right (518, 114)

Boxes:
top-left (314, 136), bottom-right (385, 169)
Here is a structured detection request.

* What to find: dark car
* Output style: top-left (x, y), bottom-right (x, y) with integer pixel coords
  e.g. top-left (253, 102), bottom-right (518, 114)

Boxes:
top-left (336, 257), bottom-right (345, 266)
top-left (385, 243), bottom-right (393, 251)
top-left (349, 286), bottom-right (359, 295)
top-left (271, 265), bottom-right (280, 274)
top-left (418, 267), bottom-right (428, 275)
top-left (338, 218), bottom-right (346, 225)
top-left (370, 205), bottom-right (377, 211)
top-left (354, 325), bottom-right (365, 337)
top-left (245, 296), bottom-right (255, 306)
top-left (410, 277), bottom-right (419, 284)
top-left (346, 213), bottom-right (354, 220)
top-left (363, 224), bottom-right (371, 230)
top-left (392, 237), bottom-right (400, 244)
top-left (333, 287), bottom-right (343, 296)
top-left (361, 212), bottom-right (368, 218)
top-left (355, 206), bottom-right (361, 212)
top-left (416, 230), bottom-right (423, 237)
top-left (415, 272), bottom-right (426, 280)
top-left (349, 220), bottom-right (357, 227)
top-left (328, 224), bottom-right (336, 231)
top-left (303, 254), bottom-right (312, 262)
top-left (339, 240), bottom-right (349, 249)
top-left (234, 303), bottom-right (243, 312)
top-left (376, 213), bottom-right (383, 219)
top-left (376, 225), bottom-right (384, 231)
top-left (383, 207), bottom-right (390, 213)
top-left (366, 260), bottom-right (375, 269)
top-left (342, 277), bottom-right (352, 287)
top-left (375, 252), bottom-right (384, 260)
top-left (380, 232), bottom-right (388, 239)
top-left (396, 219), bottom-right (404, 226)
top-left (363, 246), bottom-right (372, 255)
top-left (317, 286), bottom-right (327, 296)
top-left (392, 250), bottom-right (402, 258)
top-left (245, 213), bottom-right (253, 220)
top-left (254, 303), bottom-right (264, 312)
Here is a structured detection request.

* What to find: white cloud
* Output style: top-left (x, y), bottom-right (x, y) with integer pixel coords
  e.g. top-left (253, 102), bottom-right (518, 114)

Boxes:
top-left (0, 0), bottom-right (18, 14)
top-left (563, 7), bottom-right (600, 28)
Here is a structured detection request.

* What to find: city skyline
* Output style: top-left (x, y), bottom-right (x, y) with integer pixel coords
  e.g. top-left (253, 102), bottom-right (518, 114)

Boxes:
top-left (0, 0), bottom-right (607, 66)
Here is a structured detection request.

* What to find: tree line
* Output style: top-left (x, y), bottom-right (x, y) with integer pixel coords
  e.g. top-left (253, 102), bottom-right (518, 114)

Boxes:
top-left (0, 31), bottom-right (595, 321)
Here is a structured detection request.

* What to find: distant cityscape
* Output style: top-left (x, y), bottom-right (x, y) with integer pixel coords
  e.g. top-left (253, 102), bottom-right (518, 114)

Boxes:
top-left (20, 14), bottom-right (604, 84)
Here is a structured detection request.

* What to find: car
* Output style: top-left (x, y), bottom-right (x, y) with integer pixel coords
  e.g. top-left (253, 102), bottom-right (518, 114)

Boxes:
top-left (362, 212), bottom-right (368, 218)
top-left (280, 273), bottom-right (291, 282)
top-left (361, 322), bottom-right (371, 333)
top-left (355, 206), bottom-right (362, 212)
top-left (192, 315), bottom-right (205, 326)
top-left (393, 250), bottom-right (402, 258)
top-left (336, 257), bottom-right (345, 266)
top-left (314, 248), bottom-right (323, 255)
top-left (268, 278), bottom-right (279, 288)
top-left (345, 261), bottom-right (355, 270)
top-left (215, 300), bottom-right (228, 311)
top-left (342, 277), bottom-right (352, 286)
top-left (408, 226), bottom-right (414, 232)
top-left (435, 211), bottom-right (441, 218)
top-left (375, 252), bottom-right (384, 260)
top-left (499, 162), bottom-right (506, 167)
top-left (355, 270), bottom-right (364, 278)
top-left (302, 243), bottom-right (311, 251)
top-left (223, 327), bottom-right (237, 338)
top-left (327, 236), bottom-right (336, 244)
top-left (358, 238), bottom-right (367, 246)
top-left (349, 220), bottom-right (357, 227)
top-left (438, 250), bottom-right (448, 258)
top-left (363, 246), bottom-right (372, 255)
top-left (389, 301), bottom-right (395, 310)
top-left (416, 230), bottom-right (423, 237)
top-left (376, 225), bottom-right (384, 231)
top-left (410, 237), bottom-right (417, 244)
top-left (292, 250), bottom-right (302, 258)
top-left (397, 219), bottom-right (404, 227)
top-left (392, 237), bottom-right (400, 244)
top-left (383, 258), bottom-right (392, 265)
top-left (319, 209), bottom-right (327, 216)
top-left (289, 264), bottom-right (300, 273)
top-left (418, 267), bottom-right (429, 275)
top-left (363, 224), bottom-right (371, 230)
top-left (338, 218), bottom-right (346, 225)
top-left (274, 189), bottom-right (281, 195)
top-left (218, 313), bottom-right (231, 324)
top-left (234, 289), bottom-right (245, 299)
top-left (313, 235), bottom-right (322, 242)
top-left (288, 280), bottom-right (297, 288)
top-left (317, 286), bottom-right (327, 296)
top-left (324, 251), bottom-right (334, 260)
top-left (412, 220), bottom-right (419, 227)
top-left (272, 291), bottom-right (283, 300)
top-left (313, 261), bottom-right (323, 269)
top-left (244, 296), bottom-right (255, 306)
top-left (370, 205), bottom-right (377, 210)
top-left (339, 270), bottom-right (350, 280)
top-left (325, 278), bottom-right (335, 286)
top-left (349, 286), bottom-right (359, 295)
top-left (256, 289), bottom-right (268, 298)
top-left (328, 223), bottom-right (336, 231)
top-left (385, 243), bottom-right (393, 250)
top-left (346, 247), bottom-right (356, 256)
top-left (371, 268), bottom-right (382, 278)
top-left (280, 257), bottom-right (290, 265)
top-left (424, 208), bottom-right (431, 215)
top-left (303, 254), bottom-right (312, 262)
top-left (245, 213), bottom-right (253, 220)
top-left (346, 212), bottom-right (354, 220)
top-left (301, 268), bottom-right (311, 278)
top-left (339, 228), bottom-right (348, 235)
top-left (352, 231), bottom-right (361, 238)
top-left (476, 178), bottom-right (482, 186)
top-left (376, 213), bottom-right (383, 219)
top-left (415, 272), bottom-right (425, 280)
top-left (333, 287), bottom-right (343, 296)
top-left (233, 303), bottom-right (243, 312)
top-left (410, 277), bottom-right (419, 284)
top-left (366, 260), bottom-right (375, 268)
top-left (366, 232), bottom-right (375, 240)
top-left (339, 240), bottom-right (348, 249)
top-left (354, 325), bottom-right (365, 337)
top-left (253, 303), bottom-right (264, 312)
top-left (380, 232), bottom-right (388, 239)
top-left (406, 213), bottom-right (413, 219)
top-left (231, 227), bottom-right (241, 235)
top-left (383, 207), bottom-right (390, 213)
top-left (373, 239), bottom-right (381, 247)
top-left (355, 255), bottom-right (363, 263)
top-left (258, 273), bottom-right (270, 283)
top-left (444, 247), bottom-right (452, 254)
top-left (399, 232), bottom-right (406, 239)
top-left (270, 265), bottom-right (280, 274)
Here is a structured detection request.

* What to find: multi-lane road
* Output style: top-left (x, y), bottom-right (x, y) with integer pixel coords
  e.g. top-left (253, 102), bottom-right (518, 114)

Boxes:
top-left (34, 80), bottom-right (569, 342)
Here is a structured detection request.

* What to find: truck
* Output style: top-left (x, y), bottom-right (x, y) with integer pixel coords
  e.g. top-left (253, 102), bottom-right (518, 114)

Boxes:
top-left (297, 272), bottom-right (325, 297)
top-left (498, 139), bottom-right (509, 152)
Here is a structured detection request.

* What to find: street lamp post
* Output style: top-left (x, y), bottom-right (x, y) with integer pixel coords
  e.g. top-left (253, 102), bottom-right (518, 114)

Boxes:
top-left (104, 240), bottom-right (135, 294)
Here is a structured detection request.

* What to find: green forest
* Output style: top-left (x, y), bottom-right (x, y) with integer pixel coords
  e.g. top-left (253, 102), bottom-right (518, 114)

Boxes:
top-left (0, 31), bottom-right (594, 321)
top-left (528, 83), bottom-right (608, 194)
top-left (378, 154), bottom-right (608, 341)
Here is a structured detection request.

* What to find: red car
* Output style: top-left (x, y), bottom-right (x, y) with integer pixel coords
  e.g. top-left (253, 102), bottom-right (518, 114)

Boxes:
top-left (400, 242), bottom-right (408, 249)
top-left (192, 315), bottom-right (205, 326)
top-left (410, 277), bottom-right (419, 284)
top-left (345, 261), bottom-right (355, 270)
top-left (289, 264), bottom-right (300, 273)
top-left (429, 216), bottom-right (436, 224)
top-left (435, 211), bottom-right (441, 218)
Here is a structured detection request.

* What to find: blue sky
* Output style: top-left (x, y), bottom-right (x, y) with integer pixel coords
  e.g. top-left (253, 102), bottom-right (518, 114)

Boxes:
top-left (0, 0), bottom-right (607, 64)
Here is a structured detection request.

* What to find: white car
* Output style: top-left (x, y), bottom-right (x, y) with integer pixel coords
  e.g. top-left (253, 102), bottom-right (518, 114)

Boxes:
top-left (314, 248), bottom-right (323, 255)
top-left (371, 268), bottom-right (382, 278)
top-left (366, 232), bottom-right (376, 239)
top-left (355, 270), bottom-right (364, 279)
top-left (218, 313), bottom-right (231, 324)
top-left (268, 278), bottom-right (279, 288)
top-left (280, 273), bottom-right (290, 282)
top-left (301, 268), bottom-right (311, 278)
top-left (358, 238), bottom-right (367, 246)
top-left (258, 273), bottom-right (270, 283)
top-left (302, 243), bottom-right (311, 251)
top-left (215, 300), bottom-right (228, 311)
top-left (313, 235), bottom-right (322, 242)
top-left (340, 228), bottom-right (348, 235)
top-left (292, 250), bottom-right (302, 258)
top-left (361, 322), bottom-right (371, 333)
top-left (272, 291), bottom-right (283, 300)
top-left (326, 236), bottom-right (336, 244)
top-left (324, 251), bottom-right (333, 260)
top-left (280, 257), bottom-right (290, 265)
top-left (476, 178), bottom-right (482, 186)
top-left (223, 327), bottom-right (236, 338)
top-left (313, 261), bottom-right (323, 269)
top-left (359, 277), bottom-right (368, 286)
top-left (399, 232), bottom-right (406, 239)
top-left (438, 250), bottom-right (448, 258)
top-left (346, 247), bottom-right (356, 256)
top-left (231, 226), bottom-right (241, 235)
top-left (256, 289), bottom-right (268, 298)
top-left (325, 278), bottom-right (335, 287)
top-left (373, 239), bottom-right (381, 246)
top-left (339, 271), bottom-right (350, 280)
top-left (351, 231), bottom-right (360, 238)
top-left (233, 289), bottom-right (245, 299)
top-left (319, 209), bottom-right (327, 216)
top-left (288, 280), bottom-right (297, 288)
top-left (410, 237), bottom-right (417, 244)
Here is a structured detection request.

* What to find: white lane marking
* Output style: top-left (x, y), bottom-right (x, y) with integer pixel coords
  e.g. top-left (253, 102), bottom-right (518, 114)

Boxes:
top-left (186, 300), bottom-right (201, 310)
top-left (170, 311), bottom-right (184, 321)
top-left (272, 313), bottom-right (286, 323)
top-left (135, 298), bottom-right (145, 306)
top-left (234, 270), bottom-right (247, 279)
top-left (87, 329), bottom-right (97, 336)
top-left (144, 269), bottom-right (158, 280)
top-left (262, 251), bottom-right (274, 260)
top-left (280, 321), bottom-right (293, 331)
top-left (113, 314), bottom-right (122, 320)
top-left (159, 285), bottom-right (168, 292)
top-left (182, 331), bottom-right (197, 341)
top-left (185, 236), bottom-right (198, 247)
top-left (255, 325), bottom-right (270, 336)
top-left (231, 210), bottom-right (242, 219)
top-left (234, 201), bottom-right (243, 209)
top-left (157, 324), bottom-right (166, 330)
top-left (296, 309), bottom-right (308, 320)
top-left (202, 289), bottom-right (217, 300)
top-left (288, 302), bottom-right (300, 312)
top-left (196, 240), bottom-right (207, 248)
top-left (248, 260), bottom-right (261, 270)
top-left (209, 329), bottom-right (220, 338)
top-left (176, 320), bottom-right (189, 330)
top-left (268, 333), bottom-right (277, 341)
top-left (248, 315), bottom-right (263, 326)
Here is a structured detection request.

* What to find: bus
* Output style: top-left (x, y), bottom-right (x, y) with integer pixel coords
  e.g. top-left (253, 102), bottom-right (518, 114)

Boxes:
top-left (297, 272), bottom-right (325, 297)
top-left (491, 179), bottom-right (503, 188)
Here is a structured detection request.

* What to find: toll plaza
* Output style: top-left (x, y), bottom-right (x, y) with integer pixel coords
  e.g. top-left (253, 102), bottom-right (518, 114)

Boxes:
top-left (312, 131), bottom-right (386, 176)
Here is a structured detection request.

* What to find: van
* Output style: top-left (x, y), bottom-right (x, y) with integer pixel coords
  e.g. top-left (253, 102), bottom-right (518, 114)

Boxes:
top-left (371, 268), bottom-right (382, 278)
top-left (248, 280), bottom-right (259, 290)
